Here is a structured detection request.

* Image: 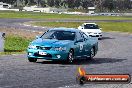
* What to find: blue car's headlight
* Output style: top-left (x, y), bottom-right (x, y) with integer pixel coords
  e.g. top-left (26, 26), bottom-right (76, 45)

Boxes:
top-left (53, 47), bottom-right (66, 51)
top-left (28, 45), bottom-right (37, 49)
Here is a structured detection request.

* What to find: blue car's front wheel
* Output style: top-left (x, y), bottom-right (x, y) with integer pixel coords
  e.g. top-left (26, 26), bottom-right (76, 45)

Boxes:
top-left (28, 58), bottom-right (37, 62)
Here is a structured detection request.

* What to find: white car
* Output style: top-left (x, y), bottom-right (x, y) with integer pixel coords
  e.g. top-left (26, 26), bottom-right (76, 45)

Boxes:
top-left (78, 23), bottom-right (102, 39)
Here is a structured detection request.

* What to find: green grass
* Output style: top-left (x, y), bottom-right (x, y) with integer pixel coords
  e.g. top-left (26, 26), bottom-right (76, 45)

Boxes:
top-left (32, 22), bottom-right (82, 28)
top-left (0, 35), bottom-right (31, 55)
top-left (0, 11), bottom-right (132, 20)
top-left (31, 22), bottom-right (132, 33)
top-left (98, 22), bottom-right (132, 33)
top-left (0, 27), bottom-right (41, 55)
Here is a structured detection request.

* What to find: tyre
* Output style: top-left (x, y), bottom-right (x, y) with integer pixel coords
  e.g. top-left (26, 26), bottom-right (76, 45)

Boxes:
top-left (28, 58), bottom-right (37, 62)
top-left (88, 47), bottom-right (95, 60)
top-left (67, 50), bottom-right (74, 63)
top-left (98, 38), bottom-right (102, 40)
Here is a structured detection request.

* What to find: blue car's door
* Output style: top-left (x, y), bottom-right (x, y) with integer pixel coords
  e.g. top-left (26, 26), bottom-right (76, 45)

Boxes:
top-left (74, 32), bottom-right (86, 58)
top-left (80, 32), bottom-right (92, 56)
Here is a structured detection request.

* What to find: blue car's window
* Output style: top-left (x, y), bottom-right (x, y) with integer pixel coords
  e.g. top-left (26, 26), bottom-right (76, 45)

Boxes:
top-left (41, 30), bottom-right (75, 40)
top-left (84, 24), bottom-right (99, 29)
top-left (76, 32), bottom-right (83, 41)
top-left (80, 32), bottom-right (89, 40)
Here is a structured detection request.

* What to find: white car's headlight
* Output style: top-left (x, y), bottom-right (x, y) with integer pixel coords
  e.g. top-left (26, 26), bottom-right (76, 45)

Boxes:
top-left (28, 45), bottom-right (37, 49)
top-left (53, 47), bottom-right (66, 51)
top-left (87, 32), bottom-right (92, 34)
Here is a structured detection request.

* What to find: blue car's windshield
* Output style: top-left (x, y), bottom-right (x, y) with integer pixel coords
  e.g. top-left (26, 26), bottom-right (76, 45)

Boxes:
top-left (41, 30), bottom-right (75, 40)
top-left (84, 24), bottom-right (99, 29)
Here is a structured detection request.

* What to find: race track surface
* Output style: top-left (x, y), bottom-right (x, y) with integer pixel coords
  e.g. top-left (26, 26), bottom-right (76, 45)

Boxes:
top-left (0, 18), bottom-right (132, 31)
top-left (0, 18), bottom-right (132, 88)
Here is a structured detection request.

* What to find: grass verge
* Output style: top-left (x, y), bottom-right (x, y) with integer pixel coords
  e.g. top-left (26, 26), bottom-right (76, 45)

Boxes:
top-left (0, 11), bottom-right (132, 20)
top-left (31, 22), bottom-right (132, 33)
top-left (4, 35), bottom-right (31, 52)
top-left (0, 28), bottom-right (43, 55)
top-left (0, 35), bottom-right (31, 55)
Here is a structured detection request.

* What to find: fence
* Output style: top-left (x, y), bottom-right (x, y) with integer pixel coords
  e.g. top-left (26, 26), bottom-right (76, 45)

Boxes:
top-left (0, 32), bottom-right (5, 52)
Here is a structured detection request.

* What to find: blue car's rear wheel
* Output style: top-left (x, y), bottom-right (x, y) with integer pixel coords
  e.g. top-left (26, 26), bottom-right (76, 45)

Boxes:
top-left (90, 48), bottom-right (95, 59)
top-left (67, 50), bottom-right (74, 63)
top-left (87, 48), bottom-right (95, 60)
top-left (28, 58), bottom-right (37, 62)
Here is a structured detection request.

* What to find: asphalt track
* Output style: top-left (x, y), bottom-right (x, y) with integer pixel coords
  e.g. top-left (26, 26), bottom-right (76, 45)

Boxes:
top-left (0, 18), bottom-right (132, 88)
top-left (0, 18), bottom-right (132, 31)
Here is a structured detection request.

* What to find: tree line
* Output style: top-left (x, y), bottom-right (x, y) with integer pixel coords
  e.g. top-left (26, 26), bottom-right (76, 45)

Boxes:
top-left (1, 0), bottom-right (132, 12)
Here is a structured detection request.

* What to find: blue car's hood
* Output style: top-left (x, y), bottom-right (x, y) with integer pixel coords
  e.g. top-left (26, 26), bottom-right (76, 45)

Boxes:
top-left (31, 38), bottom-right (73, 47)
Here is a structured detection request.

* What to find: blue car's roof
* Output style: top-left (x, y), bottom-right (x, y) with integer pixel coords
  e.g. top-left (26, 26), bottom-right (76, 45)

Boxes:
top-left (49, 27), bottom-right (79, 32)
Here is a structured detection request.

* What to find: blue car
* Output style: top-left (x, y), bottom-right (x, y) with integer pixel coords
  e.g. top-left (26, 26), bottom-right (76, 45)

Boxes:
top-left (27, 27), bottom-right (98, 63)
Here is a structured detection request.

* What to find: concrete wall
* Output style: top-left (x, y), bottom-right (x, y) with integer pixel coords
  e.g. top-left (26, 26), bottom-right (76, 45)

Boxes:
top-left (0, 8), bottom-right (19, 11)
top-left (122, 13), bottom-right (132, 16)
top-left (23, 6), bottom-right (67, 13)
top-left (0, 32), bottom-right (5, 52)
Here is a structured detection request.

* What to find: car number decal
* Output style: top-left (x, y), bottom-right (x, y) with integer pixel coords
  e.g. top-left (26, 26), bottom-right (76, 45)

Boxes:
top-left (80, 44), bottom-right (83, 51)
top-left (39, 51), bottom-right (47, 55)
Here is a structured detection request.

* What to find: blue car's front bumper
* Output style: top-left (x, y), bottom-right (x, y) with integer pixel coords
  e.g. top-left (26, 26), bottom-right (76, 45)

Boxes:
top-left (27, 49), bottom-right (69, 61)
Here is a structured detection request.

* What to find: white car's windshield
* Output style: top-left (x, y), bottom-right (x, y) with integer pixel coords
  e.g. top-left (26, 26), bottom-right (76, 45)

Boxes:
top-left (41, 30), bottom-right (75, 40)
top-left (84, 24), bottom-right (99, 29)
